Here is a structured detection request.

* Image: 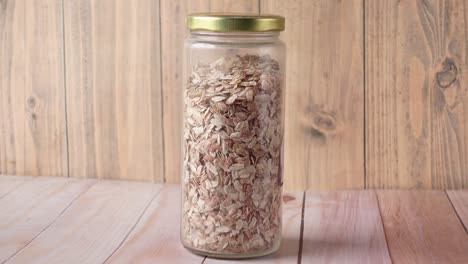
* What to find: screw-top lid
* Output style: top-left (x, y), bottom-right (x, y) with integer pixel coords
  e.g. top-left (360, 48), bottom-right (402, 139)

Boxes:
top-left (187, 13), bottom-right (285, 32)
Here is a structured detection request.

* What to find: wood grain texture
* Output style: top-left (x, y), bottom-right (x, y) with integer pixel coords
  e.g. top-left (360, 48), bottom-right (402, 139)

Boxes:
top-left (366, 0), bottom-right (468, 189)
top-left (160, 0), bottom-right (259, 184)
top-left (0, 177), bottom-right (94, 263)
top-left (1, 0), bottom-right (467, 189)
top-left (2, 178), bottom-right (468, 263)
top-left (6, 181), bottom-right (158, 264)
top-left (205, 192), bottom-right (303, 264)
top-left (446, 190), bottom-right (468, 231)
top-left (106, 185), bottom-right (204, 264)
top-left (302, 191), bottom-right (391, 263)
top-left (261, 0), bottom-right (364, 190)
top-left (0, 175), bottom-right (32, 198)
top-left (210, 0), bottom-right (259, 13)
top-left (64, 0), bottom-right (164, 181)
top-left (377, 190), bottom-right (468, 263)
top-left (0, 0), bottom-right (67, 177)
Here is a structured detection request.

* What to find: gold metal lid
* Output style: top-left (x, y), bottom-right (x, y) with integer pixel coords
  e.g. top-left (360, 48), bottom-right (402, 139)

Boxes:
top-left (187, 13), bottom-right (285, 32)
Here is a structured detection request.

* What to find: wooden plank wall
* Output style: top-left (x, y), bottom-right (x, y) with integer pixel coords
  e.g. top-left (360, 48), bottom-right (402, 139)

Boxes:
top-left (0, 0), bottom-right (68, 177)
top-left (64, 0), bottom-right (164, 181)
top-left (0, 0), bottom-right (467, 190)
top-left (366, 0), bottom-right (468, 189)
top-left (262, 0), bottom-right (364, 190)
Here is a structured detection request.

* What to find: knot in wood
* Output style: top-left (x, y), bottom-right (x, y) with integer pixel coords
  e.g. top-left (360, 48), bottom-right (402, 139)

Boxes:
top-left (302, 106), bottom-right (342, 144)
top-left (27, 96), bottom-right (36, 108)
top-left (436, 58), bottom-right (457, 88)
top-left (313, 112), bottom-right (338, 133)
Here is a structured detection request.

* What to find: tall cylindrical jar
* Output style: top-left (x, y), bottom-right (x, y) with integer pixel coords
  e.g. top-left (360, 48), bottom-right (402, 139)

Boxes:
top-left (181, 14), bottom-right (285, 259)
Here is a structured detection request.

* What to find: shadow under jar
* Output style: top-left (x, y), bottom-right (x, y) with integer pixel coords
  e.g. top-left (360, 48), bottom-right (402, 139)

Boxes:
top-left (181, 13), bottom-right (286, 259)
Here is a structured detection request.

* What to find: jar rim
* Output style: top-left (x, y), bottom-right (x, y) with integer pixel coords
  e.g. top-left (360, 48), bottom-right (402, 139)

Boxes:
top-left (186, 13), bottom-right (285, 32)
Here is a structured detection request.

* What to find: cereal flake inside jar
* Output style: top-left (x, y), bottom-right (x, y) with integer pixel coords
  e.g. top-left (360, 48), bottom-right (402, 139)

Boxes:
top-left (182, 54), bottom-right (283, 255)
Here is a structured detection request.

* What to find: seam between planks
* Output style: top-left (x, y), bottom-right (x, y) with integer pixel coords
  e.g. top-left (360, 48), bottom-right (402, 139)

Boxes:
top-left (297, 191), bottom-right (306, 264)
top-left (374, 190), bottom-right (393, 264)
top-left (0, 177), bottom-right (37, 200)
top-left (60, 0), bottom-right (71, 178)
top-left (445, 190), bottom-right (468, 234)
top-left (362, 0), bottom-right (367, 189)
top-left (1, 179), bottom-right (98, 264)
top-left (102, 185), bottom-right (164, 263)
top-left (158, 0), bottom-right (166, 183)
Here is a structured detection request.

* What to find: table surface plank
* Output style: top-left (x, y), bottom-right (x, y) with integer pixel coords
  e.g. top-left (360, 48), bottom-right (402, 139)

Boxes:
top-left (377, 190), bottom-right (468, 264)
top-left (0, 177), bottom-right (94, 263)
top-left (0, 176), bottom-right (33, 198)
top-left (301, 191), bottom-right (391, 264)
top-left (106, 185), bottom-right (204, 264)
top-left (1, 176), bottom-right (467, 264)
top-left (5, 180), bottom-right (158, 264)
top-left (205, 192), bottom-right (304, 264)
top-left (447, 190), bottom-right (468, 231)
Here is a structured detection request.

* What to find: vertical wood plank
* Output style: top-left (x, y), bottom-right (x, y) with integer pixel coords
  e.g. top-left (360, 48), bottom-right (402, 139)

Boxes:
top-left (205, 192), bottom-right (303, 264)
top-left (366, 0), bottom-right (468, 188)
top-left (302, 191), bottom-right (391, 263)
top-left (106, 185), bottom-right (204, 264)
top-left (446, 190), bottom-right (468, 231)
top-left (160, 0), bottom-right (259, 184)
top-left (64, 0), bottom-right (164, 181)
top-left (160, 0), bottom-right (209, 184)
top-left (6, 181), bottom-right (159, 264)
top-left (261, 0), bottom-right (364, 190)
top-left (210, 0), bottom-right (259, 13)
top-left (0, 0), bottom-right (25, 176)
top-left (0, 177), bottom-right (94, 263)
top-left (0, 0), bottom-right (67, 177)
top-left (377, 191), bottom-right (468, 263)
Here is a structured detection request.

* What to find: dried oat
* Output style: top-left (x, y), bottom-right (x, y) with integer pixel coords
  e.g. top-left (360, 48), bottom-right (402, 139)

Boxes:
top-left (182, 54), bottom-right (283, 255)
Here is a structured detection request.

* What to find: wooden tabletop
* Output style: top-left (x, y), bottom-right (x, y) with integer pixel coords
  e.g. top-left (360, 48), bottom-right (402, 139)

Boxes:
top-left (0, 176), bottom-right (467, 264)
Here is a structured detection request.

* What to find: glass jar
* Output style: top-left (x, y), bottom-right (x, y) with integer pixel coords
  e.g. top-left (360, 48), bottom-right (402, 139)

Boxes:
top-left (181, 14), bottom-right (285, 259)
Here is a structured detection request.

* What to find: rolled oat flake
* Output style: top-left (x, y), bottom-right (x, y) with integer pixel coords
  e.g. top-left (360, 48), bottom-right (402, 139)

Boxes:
top-left (181, 13), bottom-right (286, 259)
